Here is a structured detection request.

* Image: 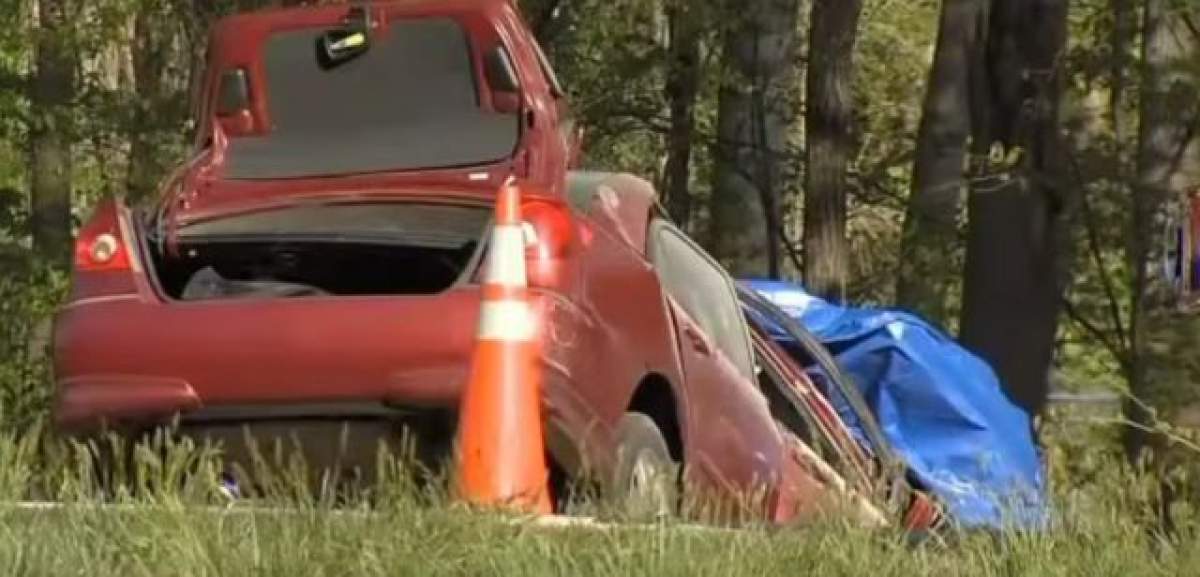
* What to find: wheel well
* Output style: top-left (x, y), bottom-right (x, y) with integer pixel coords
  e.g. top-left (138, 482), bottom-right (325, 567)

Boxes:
top-left (627, 374), bottom-right (684, 463)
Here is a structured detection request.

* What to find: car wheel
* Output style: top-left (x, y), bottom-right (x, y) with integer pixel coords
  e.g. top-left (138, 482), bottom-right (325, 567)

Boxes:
top-left (612, 412), bottom-right (679, 521)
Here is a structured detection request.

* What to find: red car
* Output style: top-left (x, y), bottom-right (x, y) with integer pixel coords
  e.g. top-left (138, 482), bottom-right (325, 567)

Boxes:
top-left (54, 0), bottom-right (913, 524)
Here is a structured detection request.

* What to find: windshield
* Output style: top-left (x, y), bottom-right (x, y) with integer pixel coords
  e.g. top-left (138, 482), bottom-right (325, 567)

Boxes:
top-left (224, 17), bottom-right (519, 180)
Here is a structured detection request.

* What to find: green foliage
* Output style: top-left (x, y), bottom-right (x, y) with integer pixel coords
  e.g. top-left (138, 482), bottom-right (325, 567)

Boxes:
top-left (540, 0), bottom-right (940, 284)
top-left (1043, 403), bottom-right (1200, 535)
top-left (0, 257), bottom-right (66, 432)
top-left (1053, 0), bottom-right (1139, 397)
top-left (541, 0), bottom-right (673, 180)
top-left (846, 0), bottom-right (938, 305)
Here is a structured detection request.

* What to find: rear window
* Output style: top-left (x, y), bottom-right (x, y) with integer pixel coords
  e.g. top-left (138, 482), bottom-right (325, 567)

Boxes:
top-left (224, 17), bottom-right (519, 180)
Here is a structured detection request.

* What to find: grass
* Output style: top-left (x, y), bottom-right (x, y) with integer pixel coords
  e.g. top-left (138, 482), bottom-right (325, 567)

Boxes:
top-left (0, 494), bottom-right (1196, 576)
top-left (0, 424), bottom-right (1194, 577)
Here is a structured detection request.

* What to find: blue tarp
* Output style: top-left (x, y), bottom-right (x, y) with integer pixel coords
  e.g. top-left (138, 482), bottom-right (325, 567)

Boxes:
top-left (743, 280), bottom-right (1047, 529)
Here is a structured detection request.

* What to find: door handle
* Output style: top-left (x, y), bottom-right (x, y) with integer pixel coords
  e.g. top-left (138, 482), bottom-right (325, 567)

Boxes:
top-left (683, 325), bottom-right (712, 356)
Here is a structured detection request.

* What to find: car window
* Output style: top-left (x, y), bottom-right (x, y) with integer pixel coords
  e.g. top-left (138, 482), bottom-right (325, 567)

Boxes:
top-left (651, 223), bottom-right (754, 379)
top-left (224, 17), bottom-right (519, 180)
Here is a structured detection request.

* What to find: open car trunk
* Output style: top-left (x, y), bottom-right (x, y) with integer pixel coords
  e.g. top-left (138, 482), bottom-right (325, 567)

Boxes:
top-left (149, 203), bottom-right (490, 301)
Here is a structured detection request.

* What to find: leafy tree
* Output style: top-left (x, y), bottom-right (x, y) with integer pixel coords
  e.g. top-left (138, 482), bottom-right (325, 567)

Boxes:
top-left (29, 0), bottom-right (74, 264)
top-left (662, 0), bottom-right (704, 228)
top-left (708, 0), bottom-right (800, 278)
top-left (959, 0), bottom-right (1074, 417)
top-left (1126, 0), bottom-right (1199, 458)
top-left (895, 0), bottom-right (985, 323)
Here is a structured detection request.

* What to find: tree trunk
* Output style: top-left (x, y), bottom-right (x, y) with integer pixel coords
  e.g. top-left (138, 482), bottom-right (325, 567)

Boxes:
top-left (709, 0), bottom-right (800, 278)
top-left (958, 0), bottom-right (1072, 417)
top-left (662, 0), bottom-right (702, 230)
top-left (1126, 1), bottom-right (1200, 460)
top-left (186, 1), bottom-right (222, 138)
top-left (895, 0), bottom-right (986, 322)
top-left (802, 0), bottom-right (863, 301)
top-left (1110, 0), bottom-right (1135, 141)
top-left (127, 0), bottom-right (174, 200)
top-left (29, 0), bottom-right (74, 264)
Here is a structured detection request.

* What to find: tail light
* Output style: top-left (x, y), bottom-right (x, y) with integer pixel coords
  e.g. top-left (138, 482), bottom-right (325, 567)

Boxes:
top-left (74, 200), bottom-right (132, 273)
top-left (521, 199), bottom-right (575, 288)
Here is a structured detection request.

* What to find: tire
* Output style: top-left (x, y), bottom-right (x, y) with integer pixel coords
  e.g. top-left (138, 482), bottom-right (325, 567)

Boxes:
top-left (611, 412), bottom-right (679, 521)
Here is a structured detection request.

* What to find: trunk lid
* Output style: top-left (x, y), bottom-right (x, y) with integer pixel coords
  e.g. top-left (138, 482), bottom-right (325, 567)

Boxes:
top-left (158, 0), bottom-right (567, 236)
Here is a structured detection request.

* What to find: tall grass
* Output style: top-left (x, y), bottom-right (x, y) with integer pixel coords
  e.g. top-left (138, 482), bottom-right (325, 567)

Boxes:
top-left (0, 422), bottom-right (1193, 577)
top-left (0, 480), bottom-right (1195, 576)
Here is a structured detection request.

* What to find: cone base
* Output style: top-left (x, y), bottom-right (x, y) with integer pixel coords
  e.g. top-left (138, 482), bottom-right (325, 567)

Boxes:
top-left (455, 339), bottom-right (551, 515)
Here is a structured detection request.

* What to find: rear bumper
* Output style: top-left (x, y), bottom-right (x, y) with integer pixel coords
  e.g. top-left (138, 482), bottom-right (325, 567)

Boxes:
top-left (55, 375), bottom-right (201, 432)
top-left (53, 382), bottom-right (439, 434)
top-left (52, 288), bottom-right (599, 446)
top-left (53, 288), bottom-right (481, 428)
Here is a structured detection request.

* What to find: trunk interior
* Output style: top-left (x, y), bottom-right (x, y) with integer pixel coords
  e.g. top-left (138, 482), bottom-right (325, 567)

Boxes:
top-left (147, 202), bottom-right (490, 301)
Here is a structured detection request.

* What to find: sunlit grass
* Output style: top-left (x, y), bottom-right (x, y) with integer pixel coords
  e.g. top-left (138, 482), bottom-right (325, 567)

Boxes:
top-left (0, 423), bottom-right (1193, 576)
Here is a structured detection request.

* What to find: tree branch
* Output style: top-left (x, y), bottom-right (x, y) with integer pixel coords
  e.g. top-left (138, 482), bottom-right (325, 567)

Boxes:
top-left (1061, 296), bottom-right (1131, 372)
top-left (1183, 12), bottom-right (1199, 44)
top-left (1167, 105), bottom-right (1200, 179)
top-left (778, 227), bottom-right (805, 275)
top-left (1064, 140), bottom-right (1131, 354)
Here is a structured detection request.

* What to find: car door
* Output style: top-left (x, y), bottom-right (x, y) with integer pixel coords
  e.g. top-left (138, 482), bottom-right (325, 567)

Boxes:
top-left (649, 221), bottom-right (784, 508)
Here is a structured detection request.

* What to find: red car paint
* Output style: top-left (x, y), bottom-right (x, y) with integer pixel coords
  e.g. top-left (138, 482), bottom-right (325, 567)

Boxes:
top-left (55, 170), bottom-right (797, 514)
top-left (167, 0), bottom-right (578, 229)
top-left (54, 0), bottom-right (900, 526)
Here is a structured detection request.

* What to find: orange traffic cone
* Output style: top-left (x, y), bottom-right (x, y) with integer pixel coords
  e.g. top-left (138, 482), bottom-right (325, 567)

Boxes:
top-left (454, 178), bottom-right (552, 514)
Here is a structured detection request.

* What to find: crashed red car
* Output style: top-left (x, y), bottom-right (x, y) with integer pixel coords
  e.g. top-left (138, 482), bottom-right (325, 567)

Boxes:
top-left (739, 287), bottom-right (942, 529)
top-left (54, 0), bottom-right (926, 525)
